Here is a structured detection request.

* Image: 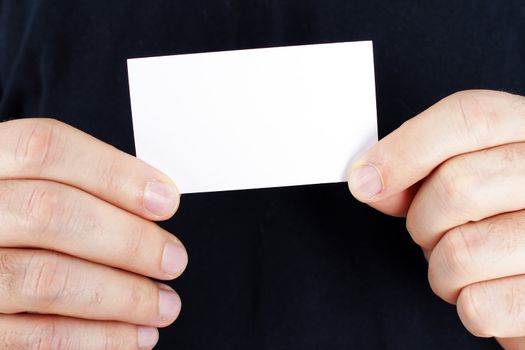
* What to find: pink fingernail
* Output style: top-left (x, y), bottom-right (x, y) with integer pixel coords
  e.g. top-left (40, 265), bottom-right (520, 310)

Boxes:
top-left (162, 240), bottom-right (188, 277)
top-left (349, 164), bottom-right (383, 199)
top-left (158, 288), bottom-right (182, 322)
top-left (144, 180), bottom-right (180, 217)
top-left (137, 326), bottom-right (159, 349)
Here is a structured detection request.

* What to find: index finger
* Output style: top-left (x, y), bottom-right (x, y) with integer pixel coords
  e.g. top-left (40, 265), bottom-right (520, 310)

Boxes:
top-left (348, 90), bottom-right (525, 216)
top-left (0, 118), bottom-right (179, 220)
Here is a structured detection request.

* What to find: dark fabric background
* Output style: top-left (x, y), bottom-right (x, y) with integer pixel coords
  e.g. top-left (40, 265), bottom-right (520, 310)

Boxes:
top-left (1, 1), bottom-right (524, 349)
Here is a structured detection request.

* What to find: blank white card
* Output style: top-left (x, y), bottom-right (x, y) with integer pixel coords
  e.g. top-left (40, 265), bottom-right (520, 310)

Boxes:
top-left (128, 41), bottom-right (378, 194)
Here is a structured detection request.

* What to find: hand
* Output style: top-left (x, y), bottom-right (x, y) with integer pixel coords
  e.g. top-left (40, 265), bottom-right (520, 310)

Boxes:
top-left (0, 119), bottom-right (188, 349)
top-left (348, 90), bottom-right (525, 349)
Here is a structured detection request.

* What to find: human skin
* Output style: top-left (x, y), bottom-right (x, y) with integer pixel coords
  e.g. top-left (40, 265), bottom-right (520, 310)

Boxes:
top-left (3, 90), bottom-right (523, 349)
top-left (0, 119), bottom-right (188, 349)
top-left (348, 90), bottom-right (525, 349)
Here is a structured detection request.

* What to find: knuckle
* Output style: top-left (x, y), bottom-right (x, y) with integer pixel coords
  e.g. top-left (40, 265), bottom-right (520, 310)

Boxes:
top-left (0, 251), bottom-right (22, 300)
top-left (102, 325), bottom-right (131, 350)
top-left (508, 92), bottom-right (525, 116)
top-left (27, 319), bottom-right (70, 350)
top-left (19, 183), bottom-right (76, 243)
top-left (448, 224), bottom-right (483, 268)
top-left (488, 214), bottom-right (525, 256)
top-left (429, 229), bottom-right (473, 297)
top-left (21, 252), bottom-right (70, 310)
top-left (451, 91), bottom-right (498, 146)
top-left (127, 282), bottom-right (147, 309)
top-left (121, 280), bottom-right (155, 318)
top-left (14, 119), bottom-right (62, 175)
top-left (0, 326), bottom-right (16, 349)
top-left (457, 284), bottom-right (494, 337)
top-left (495, 144), bottom-right (525, 185)
top-left (101, 327), bottom-right (111, 350)
top-left (116, 282), bottom-right (148, 318)
top-left (0, 182), bottom-right (16, 211)
top-left (505, 281), bottom-right (525, 336)
top-left (123, 223), bottom-right (147, 261)
top-left (499, 142), bottom-right (525, 163)
top-left (97, 154), bottom-right (127, 197)
top-left (432, 158), bottom-right (477, 219)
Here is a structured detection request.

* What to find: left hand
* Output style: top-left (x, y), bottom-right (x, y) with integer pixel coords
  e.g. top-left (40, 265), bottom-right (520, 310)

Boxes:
top-left (348, 90), bottom-right (525, 349)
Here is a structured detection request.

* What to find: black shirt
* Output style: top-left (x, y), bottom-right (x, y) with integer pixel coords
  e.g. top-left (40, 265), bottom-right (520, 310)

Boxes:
top-left (1, 1), bottom-right (524, 349)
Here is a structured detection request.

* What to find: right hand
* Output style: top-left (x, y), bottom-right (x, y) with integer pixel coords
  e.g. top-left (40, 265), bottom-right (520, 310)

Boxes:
top-left (0, 118), bottom-right (188, 349)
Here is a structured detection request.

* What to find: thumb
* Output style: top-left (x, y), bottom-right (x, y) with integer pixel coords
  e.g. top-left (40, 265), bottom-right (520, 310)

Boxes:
top-left (348, 90), bottom-right (525, 217)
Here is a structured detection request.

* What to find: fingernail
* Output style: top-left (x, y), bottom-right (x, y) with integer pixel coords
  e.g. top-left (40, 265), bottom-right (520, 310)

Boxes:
top-left (349, 164), bottom-right (383, 199)
top-left (137, 326), bottom-right (159, 349)
top-left (158, 288), bottom-right (182, 322)
top-left (162, 240), bottom-right (188, 277)
top-left (144, 180), bottom-right (180, 217)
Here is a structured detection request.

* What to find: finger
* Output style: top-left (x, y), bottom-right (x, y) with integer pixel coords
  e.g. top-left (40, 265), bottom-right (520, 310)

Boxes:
top-left (0, 118), bottom-right (179, 220)
top-left (347, 90), bottom-right (525, 215)
top-left (0, 179), bottom-right (187, 280)
top-left (497, 337), bottom-right (525, 350)
top-left (456, 275), bottom-right (525, 338)
top-left (407, 142), bottom-right (525, 250)
top-left (0, 314), bottom-right (159, 350)
top-left (348, 182), bottom-right (421, 218)
top-left (0, 249), bottom-right (182, 327)
top-left (428, 210), bottom-right (525, 303)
